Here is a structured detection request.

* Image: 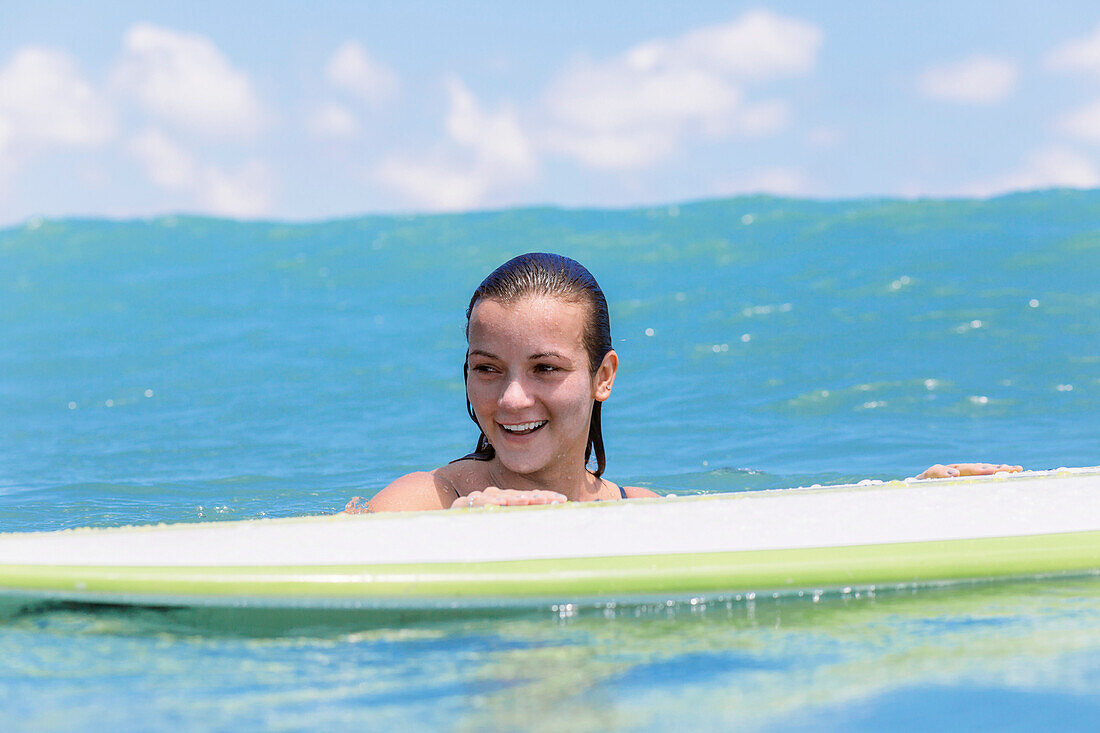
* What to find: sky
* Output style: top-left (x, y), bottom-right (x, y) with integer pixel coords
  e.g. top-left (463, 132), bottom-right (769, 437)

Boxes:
top-left (5, 1), bottom-right (1100, 224)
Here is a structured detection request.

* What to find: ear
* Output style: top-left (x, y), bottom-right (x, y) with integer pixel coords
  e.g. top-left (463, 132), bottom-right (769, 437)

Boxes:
top-left (593, 349), bottom-right (618, 402)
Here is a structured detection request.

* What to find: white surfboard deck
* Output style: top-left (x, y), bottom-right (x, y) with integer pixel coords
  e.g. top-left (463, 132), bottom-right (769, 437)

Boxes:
top-left (1, 467), bottom-right (1098, 609)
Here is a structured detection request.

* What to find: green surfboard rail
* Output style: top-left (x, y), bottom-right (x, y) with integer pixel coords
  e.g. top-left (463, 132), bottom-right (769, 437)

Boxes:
top-left (1, 530), bottom-right (1097, 607)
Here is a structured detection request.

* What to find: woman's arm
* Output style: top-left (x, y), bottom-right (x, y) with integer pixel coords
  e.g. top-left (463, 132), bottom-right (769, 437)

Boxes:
top-left (913, 463), bottom-right (1022, 479)
top-left (344, 472), bottom-right (453, 513)
top-left (344, 471), bottom-right (568, 513)
top-left (623, 485), bottom-right (661, 498)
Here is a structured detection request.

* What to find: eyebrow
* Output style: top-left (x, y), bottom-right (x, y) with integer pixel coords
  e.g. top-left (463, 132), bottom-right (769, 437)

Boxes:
top-left (467, 349), bottom-right (569, 361)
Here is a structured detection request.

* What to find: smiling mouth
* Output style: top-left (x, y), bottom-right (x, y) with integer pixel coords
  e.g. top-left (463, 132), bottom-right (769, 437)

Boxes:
top-left (499, 420), bottom-right (548, 436)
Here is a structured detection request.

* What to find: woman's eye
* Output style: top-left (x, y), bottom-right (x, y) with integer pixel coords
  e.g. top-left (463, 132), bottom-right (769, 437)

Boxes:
top-left (535, 363), bottom-right (559, 373)
top-left (471, 364), bottom-right (498, 374)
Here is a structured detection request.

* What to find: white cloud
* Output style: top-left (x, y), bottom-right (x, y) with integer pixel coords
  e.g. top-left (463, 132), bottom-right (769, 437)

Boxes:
top-left (543, 127), bottom-right (675, 169)
top-left (127, 128), bottom-right (196, 187)
top-left (202, 160), bottom-right (272, 217)
top-left (375, 77), bottom-right (534, 209)
top-left (443, 77), bottom-right (533, 171)
top-left (918, 55), bottom-right (1018, 104)
top-left (325, 41), bottom-right (398, 103)
top-left (0, 47), bottom-right (114, 152)
top-left (748, 167), bottom-right (807, 195)
top-left (112, 23), bottom-right (264, 137)
top-left (375, 157), bottom-right (490, 211)
top-left (127, 127), bottom-right (273, 217)
top-left (1058, 99), bottom-right (1100, 142)
top-left (734, 100), bottom-right (789, 137)
top-left (963, 146), bottom-right (1100, 196)
top-left (725, 167), bottom-right (808, 196)
top-left (1047, 22), bottom-right (1100, 75)
top-left (644, 9), bottom-right (822, 80)
top-left (540, 10), bottom-right (821, 170)
top-left (308, 103), bottom-right (358, 139)
top-left (805, 125), bottom-right (842, 148)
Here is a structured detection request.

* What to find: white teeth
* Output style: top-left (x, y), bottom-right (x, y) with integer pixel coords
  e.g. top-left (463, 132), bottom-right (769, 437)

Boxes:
top-left (501, 420), bottom-right (547, 433)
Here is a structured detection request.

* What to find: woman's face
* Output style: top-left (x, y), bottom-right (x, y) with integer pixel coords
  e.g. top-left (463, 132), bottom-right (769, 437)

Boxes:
top-left (466, 295), bottom-right (617, 479)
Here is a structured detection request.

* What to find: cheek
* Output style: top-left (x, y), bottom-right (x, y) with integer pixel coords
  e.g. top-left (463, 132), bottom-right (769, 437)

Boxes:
top-left (466, 379), bottom-right (492, 408)
top-left (553, 378), bottom-right (596, 415)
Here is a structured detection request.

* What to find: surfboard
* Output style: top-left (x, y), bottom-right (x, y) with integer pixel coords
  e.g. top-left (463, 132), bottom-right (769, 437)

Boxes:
top-left (1, 467), bottom-right (1098, 610)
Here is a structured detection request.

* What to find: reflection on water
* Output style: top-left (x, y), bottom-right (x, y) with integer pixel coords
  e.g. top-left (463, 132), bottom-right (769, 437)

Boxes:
top-left (2, 577), bottom-right (1099, 730)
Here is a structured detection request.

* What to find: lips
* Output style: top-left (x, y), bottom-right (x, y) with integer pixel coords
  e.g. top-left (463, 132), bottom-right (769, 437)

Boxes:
top-left (498, 420), bottom-right (548, 436)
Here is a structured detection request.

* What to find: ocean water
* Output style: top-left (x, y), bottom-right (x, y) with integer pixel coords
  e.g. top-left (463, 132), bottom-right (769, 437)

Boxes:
top-left (2, 191), bottom-right (1099, 729)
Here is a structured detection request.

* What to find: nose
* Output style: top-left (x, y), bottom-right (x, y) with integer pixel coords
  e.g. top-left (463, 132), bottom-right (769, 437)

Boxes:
top-left (499, 374), bottom-right (535, 410)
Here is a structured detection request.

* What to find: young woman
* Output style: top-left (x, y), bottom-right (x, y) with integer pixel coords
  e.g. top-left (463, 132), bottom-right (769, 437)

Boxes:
top-left (345, 253), bottom-right (1019, 514)
top-left (344, 252), bottom-right (660, 514)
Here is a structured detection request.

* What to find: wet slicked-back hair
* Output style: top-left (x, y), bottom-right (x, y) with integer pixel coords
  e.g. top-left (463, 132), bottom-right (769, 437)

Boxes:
top-left (458, 252), bottom-right (613, 477)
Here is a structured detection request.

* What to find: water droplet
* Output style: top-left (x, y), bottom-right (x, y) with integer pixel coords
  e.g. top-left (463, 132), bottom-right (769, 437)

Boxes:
top-left (144, 389), bottom-right (154, 398)
top-left (67, 401), bottom-right (77, 410)
top-left (1056, 384), bottom-right (1074, 392)
top-left (741, 214), bottom-right (754, 225)
top-left (105, 399), bottom-right (114, 407)
top-left (644, 327), bottom-right (654, 337)
top-left (970, 319), bottom-right (983, 329)
top-left (740, 333), bottom-right (751, 342)
top-left (1029, 299), bottom-right (1040, 308)
top-left (969, 395), bottom-right (989, 405)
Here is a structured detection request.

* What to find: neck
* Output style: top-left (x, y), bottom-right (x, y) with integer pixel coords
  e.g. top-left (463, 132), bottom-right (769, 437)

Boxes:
top-left (487, 457), bottom-right (603, 501)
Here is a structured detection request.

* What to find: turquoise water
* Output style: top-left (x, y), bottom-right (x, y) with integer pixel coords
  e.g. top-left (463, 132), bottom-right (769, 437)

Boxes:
top-left (2, 191), bottom-right (1099, 728)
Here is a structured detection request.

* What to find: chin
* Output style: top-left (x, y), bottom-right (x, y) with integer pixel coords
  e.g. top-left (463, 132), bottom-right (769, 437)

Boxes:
top-left (493, 450), bottom-right (550, 477)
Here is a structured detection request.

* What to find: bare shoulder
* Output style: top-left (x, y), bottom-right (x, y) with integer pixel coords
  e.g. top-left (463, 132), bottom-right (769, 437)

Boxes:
top-left (367, 470), bottom-right (459, 512)
top-left (622, 485), bottom-right (661, 499)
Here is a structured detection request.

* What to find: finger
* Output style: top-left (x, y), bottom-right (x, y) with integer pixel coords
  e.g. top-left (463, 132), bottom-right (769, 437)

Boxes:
top-left (951, 463), bottom-right (998, 476)
top-left (915, 464), bottom-right (959, 479)
top-left (530, 490), bottom-right (568, 504)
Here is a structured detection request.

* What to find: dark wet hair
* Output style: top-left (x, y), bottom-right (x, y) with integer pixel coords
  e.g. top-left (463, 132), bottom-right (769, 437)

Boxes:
top-left (456, 252), bottom-right (613, 477)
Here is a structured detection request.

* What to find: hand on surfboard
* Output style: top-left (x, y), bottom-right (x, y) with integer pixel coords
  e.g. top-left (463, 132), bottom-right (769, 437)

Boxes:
top-left (451, 487), bottom-right (567, 509)
top-left (343, 496), bottom-right (372, 514)
top-left (914, 463), bottom-right (1023, 480)
top-left (343, 487), bottom-right (569, 513)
